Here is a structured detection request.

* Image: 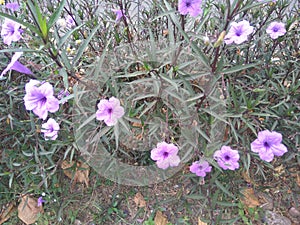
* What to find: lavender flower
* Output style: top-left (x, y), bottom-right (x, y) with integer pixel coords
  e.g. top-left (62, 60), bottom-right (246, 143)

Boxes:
top-left (5, 2), bottom-right (20, 11)
top-left (24, 80), bottom-right (60, 120)
top-left (251, 130), bottom-right (288, 162)
top-left (57, 89), bottom-right (70, 104)
top-left (213, 146), bottom-right (240, 170)
top-left (151, 142), bottom-right (180, 170)
top-left (224, 20), bottom-right (254, 45)
top-left (113, 9), bottom-right (126, 22)
top-left (0, 52), bottom-right (33, 78)
top-left (66, 15), bottom-right (75, 28)
top-left (37, 196), bottom-right (46, 207)
top-left (266, 22), bottom-right (286, 39)
top-left (190, 160), bottom-right (212, 177)
top-left (1, 18), bottom-right (23, 45)
top-left (41, 118), bottom-right (60, 140)
top-left (96, 97), bottom-right (125, 126)
top-left (178, 0), bottom-right (202, 17)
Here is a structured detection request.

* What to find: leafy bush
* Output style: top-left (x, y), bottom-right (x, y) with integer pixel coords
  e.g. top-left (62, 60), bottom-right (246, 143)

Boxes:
top-left (0, 0), bottom-right (299, 224)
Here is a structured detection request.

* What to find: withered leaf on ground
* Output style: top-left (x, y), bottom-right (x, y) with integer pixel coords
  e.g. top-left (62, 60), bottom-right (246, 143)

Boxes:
top-left (154, 210), bottom-right (168, 225)
top-left (0, 201), bottom-right (16, 225)
top-left (133, 192), bottom-right (146, 208)
top-left (240, 188), bottom-right (260, 208)
top-left (296, 173), bottom-right (300, 187)
top-left (18, 195), bottom-right (43, 225)
top-left (198, 217), bottom-right (208, 225)
top-left (61, 160), bottom-right (90, 187)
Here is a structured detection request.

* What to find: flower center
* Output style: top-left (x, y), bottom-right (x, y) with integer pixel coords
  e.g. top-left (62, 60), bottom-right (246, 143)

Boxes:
top-left (107, 107), bottom-right (113, 114)
top-left (48, 125), bottom-right (54, 132)
top-left (40, 96), bottom-right (47, 104)
top-left (224, 155), bottom-right (230, 161)
top-left (273, 27), bottom-right (279, 32)
top-left (235, 28), bottom-right (242, 36)
top-left (198, 165), bottom-right (203, 170)
top-left (163, 151), bottom-right (169, 158)
top-left (185, 0), bottom-right (192, 7)
top-left (263, 141), bottom-right (270, 148)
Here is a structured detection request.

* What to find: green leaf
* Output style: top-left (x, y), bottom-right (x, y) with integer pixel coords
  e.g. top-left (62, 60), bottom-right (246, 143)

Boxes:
top-left (163, 0), bottom-right (210, 69)
top-left (60, 50), bottom-right (72, 71)
top-left (215, 179), bottom-right (235, 198)
top-left (58, 24), bottom-right (84, 49)
top-left (26, 0), bottom-right (48, 41)
top-left (222, 63), bottom-right (259, 75)
top-left (35, 5), bottom-right (48, 40)
top-left (201, 108), bottom-right (229, 124)
top-left (48, 0), bottom-right (67, 29)
top-left (60, 68), bottom-right (69, 90)
top-left (0, 48), bottom-right (38, 53)
top-left (184, 194), bottom-right (206, 200)
top-left (72, 23), bottom-right (100, 66)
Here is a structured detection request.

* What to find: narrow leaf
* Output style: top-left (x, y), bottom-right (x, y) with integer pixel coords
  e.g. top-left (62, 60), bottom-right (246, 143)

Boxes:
top-left (48, 0), bottom-right (67, 29)
top-left (72, 24), bottom-right (100, 66)
top-left (222, 63), bottom-right (258, 75)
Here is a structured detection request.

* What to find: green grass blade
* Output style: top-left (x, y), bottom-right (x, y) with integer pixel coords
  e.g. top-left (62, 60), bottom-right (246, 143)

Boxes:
top-left (72, 24), bottom-right (100, 67)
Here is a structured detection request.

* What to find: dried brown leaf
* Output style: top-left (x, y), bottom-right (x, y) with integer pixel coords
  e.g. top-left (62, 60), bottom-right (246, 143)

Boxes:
top-left (133, 192), bottom-right (146, 208)
top-left (18, 195), bottom-right (43, 225)
top-left (296, 173), bottom-right (300, 187)
top-left (0, 201), bottom-right (16, 224)
top-left (240, 188), bottom-right (260, 208)
top-left (61, 160), bottom-right (90, 187)
top-left (154, 210), bottom-right (168, 225)
top-left (198, 217), bottom-right (208, 225)
top-left (132, 122), bottom-right (143, 128)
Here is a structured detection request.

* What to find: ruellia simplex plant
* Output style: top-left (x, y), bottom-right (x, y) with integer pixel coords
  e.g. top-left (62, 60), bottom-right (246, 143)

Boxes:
top-left (0, 0), bottom-right (299, 224)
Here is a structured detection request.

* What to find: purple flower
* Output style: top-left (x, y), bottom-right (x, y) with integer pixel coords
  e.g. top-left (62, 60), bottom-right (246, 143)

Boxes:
top-left (0, 52), bottom-right (33, 78)
top-left (37, 196), bottom-right (46, 207)
top-left (66, 15), bottom-right (75, 28)
top-left (57, 89), bottom-right (70, 104)
top-left (251, 130), bottom-right (288, 162)
top-left (6, 2), bottom-right (20, 11)
top-left (1, 18), bottom-right (23, 45)
top-left (24, 80), bottom-right (60, 120)
top-left (96, 97), bottom-right (125, 126)
top-left (41, 118), bottom-right (60, 140)
top-left (178, 0), bottom-right (202, 17)
top-left (190, 160), bottom-right (212, 177)
top-left (151, 142), bottom-right (181, 170)
top-left (113, 9), bottom-right (126, 22)
top-left (224, 20), bottom-right (254, 45)
top-left (213, 146), bottom-right (240, 170)
top-left (266, 21), bottom-right (286, 39)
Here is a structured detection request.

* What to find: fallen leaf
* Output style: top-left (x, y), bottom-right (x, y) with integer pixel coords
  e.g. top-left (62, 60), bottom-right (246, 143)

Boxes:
top-left (163, 29), bottom-right (169, 36)
top-left (274, 165), bottom-right (285, 176)
top-left (132, 122), bottom-right (143, 128)
top-left (61, 160), bottom-right (90, 188)
top-left (240, 188), bottom-right (260, 208)
top-left (18, 195), bottom-right (43, 225)
top-left (198, 217), bottom-right (207, 225)
top-left (154, 210), bottom-right (168, 225)
top-left (296, 173), bottom-right (300, 187)
top-left (133, 192), bottom-right (146, 208)
top-left (0, 201), bottom-right (16, 224)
